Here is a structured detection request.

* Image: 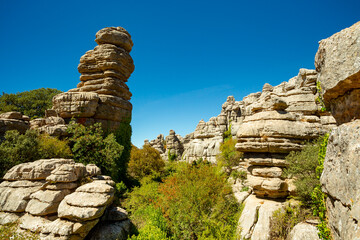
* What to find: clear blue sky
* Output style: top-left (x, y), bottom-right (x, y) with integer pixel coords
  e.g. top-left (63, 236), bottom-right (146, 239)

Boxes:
top-left (1, 0), bottom-right (359, 147)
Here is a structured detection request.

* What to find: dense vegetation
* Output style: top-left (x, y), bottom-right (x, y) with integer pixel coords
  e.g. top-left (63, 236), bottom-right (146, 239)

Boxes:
top-left (270, 134), bottom-right (331, 240)
top-left (124, 159), bottom-right (241, 240)
top-left (0, 88), bottom-right (62, 119)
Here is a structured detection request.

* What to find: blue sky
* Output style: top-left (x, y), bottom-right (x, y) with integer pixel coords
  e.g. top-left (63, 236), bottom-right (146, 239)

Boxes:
top-left (1, 0), bottom-right (359, 147)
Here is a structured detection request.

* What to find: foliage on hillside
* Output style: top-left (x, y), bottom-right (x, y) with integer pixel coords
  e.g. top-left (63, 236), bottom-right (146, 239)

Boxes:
top-left (67, 122), bottom-right (124, 182)
top-left (0, 130), bottom-right (72, 177)
top-left (128, 145), bottom-right (165, 181)
top-left (0, 88), bottom-right (62, 119)
top-left (125, 160), bottom-right (240, 240)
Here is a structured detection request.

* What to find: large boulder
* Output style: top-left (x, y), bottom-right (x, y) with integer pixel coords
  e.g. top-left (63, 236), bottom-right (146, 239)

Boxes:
top-left (0, 158), bottom-right (129, 240)
top-left (315, 21), bottom-right (360, 124)
top-left (0, 111), bottom-right (30, 137)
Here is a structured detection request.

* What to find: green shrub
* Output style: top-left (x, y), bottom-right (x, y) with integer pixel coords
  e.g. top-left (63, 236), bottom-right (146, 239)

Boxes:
top-left (217, 137), bottom-right (243, 176)
top-left (38, 134), bottom-right (72, 159)
top-left (283, 139), bottom-right (320, 205)
top-left (0, 221), bottom-right (39, 240)
top-left (0, 130), bottom-right (72, 177)
top-left (67, 122), bottom-right (124, 180)
top-left (167, 150), bottom-right (177, 162)
top-left (0, 88), bottom-right (62, 119)
top-left (128, 145), bottom-right (165, 181)
top-left (114, 119), bottom-right (132, 183)
top-left (129, 205), bottom-right (169, 240)
top-left (0, 130), bottom-right (39, 176)
top-left (157, 162), bottom-right (240, 240)
top-left (269, 204), bottom-right (311, 240)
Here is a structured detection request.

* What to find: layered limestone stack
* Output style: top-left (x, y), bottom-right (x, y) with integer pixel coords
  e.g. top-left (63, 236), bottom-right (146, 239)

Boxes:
top-left (0, 111), bottom-right (30, 137)
top-left (236, 69), bottom-right (336, 199)
top-left (30, 109), bottom-right (68, 137)
top-left (0, 159), bottom-right (128, 240)
top-left (317, 21), bottom-right (360, 240)
top-left (52, 27), bottom-right (134, 130)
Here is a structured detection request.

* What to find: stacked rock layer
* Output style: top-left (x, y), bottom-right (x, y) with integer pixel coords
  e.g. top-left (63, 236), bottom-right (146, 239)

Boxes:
top-left (318, 21), bottom-right (360, 240)
top-left (236, 68), bottom-right (335, 198)
top-left (52, 27), bottom-right (134, 130)
top-left (0, 111), bottom-right (30, 137)
top-left (0, 159), bottom-right (129, 240)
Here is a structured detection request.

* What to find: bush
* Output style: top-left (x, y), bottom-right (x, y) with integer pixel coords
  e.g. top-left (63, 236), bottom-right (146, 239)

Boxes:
top-left (0, 130), bottom-right (71, 177)
top-left (38, 134), bottom-right (72, 159)
top-left (157, 162), bottom-right (240, 240)
top-left (67, 122), bottom-right (124, 180)
top-left (217, 137), bottom-right (243, 176)
top-left (0, 88), bottom-right (62, 119)
top-left (269, 204), bottom-right (311, 240)
top-left (282, 139), bottom-right (321, 205)
top-left (114, 119), bottom-right (132, 183)
top-left (128, 145), bottom-right (165, 181)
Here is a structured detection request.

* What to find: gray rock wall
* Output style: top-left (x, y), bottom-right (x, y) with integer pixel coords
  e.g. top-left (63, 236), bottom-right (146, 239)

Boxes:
top-left (318, 21), bottom-right (360, 240)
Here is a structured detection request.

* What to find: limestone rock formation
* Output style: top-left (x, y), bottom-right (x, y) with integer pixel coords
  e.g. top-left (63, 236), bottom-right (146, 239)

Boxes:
top-left (0, 159), bottom-right (129, 240)
top-left (236, 69), bottom-right (335, 199)
top-left (52, 27), bottom-right (134, 131)
top-left (0, 111), bottom-right (30, 137)
top-left (288, 222), bottom-right (320, 240)
top-left (237, 194), bottom-right (284, 240)
top-left (315, 21), bottom-right (360, 124)
top-left (317, 21), bottom-right (360, 240)
top-left (29, 109), bottom-right (68, 137)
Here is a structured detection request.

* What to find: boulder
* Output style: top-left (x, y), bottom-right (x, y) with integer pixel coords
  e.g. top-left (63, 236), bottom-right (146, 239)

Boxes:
top-left (288, 222), bottom-right (320, 240)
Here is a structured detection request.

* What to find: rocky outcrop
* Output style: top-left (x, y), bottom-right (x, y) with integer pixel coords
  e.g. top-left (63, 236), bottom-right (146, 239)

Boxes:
top-left (318, 21), bottom-right (360, 240)
top-left (0, 159), bottom-right (129, 240)
top-left (315, 21), bottom-right (360, 125)
top-left (52, 27), bottom-right (134, 131)
top-left (288, 222), bottom-right (320, 240)
top-left (0, 111), bottom-right (30, 137)
top-left (30, 109), bottom-right (68, 137)
top-left (236, 69), bottom-right (335, 199)
top-left (237, 194), bottom-right (284, 240)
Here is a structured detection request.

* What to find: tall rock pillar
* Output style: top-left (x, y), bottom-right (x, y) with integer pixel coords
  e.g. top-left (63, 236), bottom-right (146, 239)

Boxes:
top-left (52, 27), bottom-right (134, 130)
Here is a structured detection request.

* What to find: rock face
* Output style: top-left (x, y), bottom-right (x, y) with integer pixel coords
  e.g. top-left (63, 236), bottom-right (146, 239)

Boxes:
top-left (315, 21), bottom-right (360, 124)
top-left (288, 222), bottom-right (320, 240)
top-left (235, 69), bottom-right (335, 199)
top-left (0, 111), bottom-right (30, 137)
top-left (237, 194), bottom-right (284, 240)
top-left (318, 21), bottom-right (360, 240)
top-left (52, 27), bottom-right (134, 131)
top-left (30, 109), bottom-right (68, 137)
top-left (0, 159), bottom-right (129, 240)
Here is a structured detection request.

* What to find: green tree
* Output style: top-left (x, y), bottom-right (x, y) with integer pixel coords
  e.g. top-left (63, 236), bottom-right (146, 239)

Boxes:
top-left (114, 118), bottom-right (132, 183)
top-left (128, 145), bottom-right (165, 181)
top-left (0, 88), bottom-right (62, 119)
top-left (67, 122), bottom-right (124, 180)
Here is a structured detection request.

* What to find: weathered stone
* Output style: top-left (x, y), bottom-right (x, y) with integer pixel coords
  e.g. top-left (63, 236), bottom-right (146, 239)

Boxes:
top-left (52, 92), bottom-right (99, 118)
top-left (3, 159), bottom-right (74, 180)
top-left (237, 194), bottom-right (284, 240)
top-left (58, 200), bottom-right (107, 222)
top-left (75, 181), bottom-right (114, 193)
top-left (19, 213), bottom-right (51, 232)
top-left (321, 120), bottom-right (360, 239)
top-left (101, 206), bottom-right (128, 222)
top-left (88, 219), bottom-right (131, 240)
top-left (46, 163), bottom-right (86, 183)
top-left (0, 212), bottom-right (23, 224)
top-left (86, 164), bottom-right (101, 176)
top-left (64, 192), bottom-right (113, 208)
top-left (288, 222), bottom-right (320, 240)
top-left (95, 27), bottom-right (133, 52)
top-left (0, 186), bottom-right (43, 212)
